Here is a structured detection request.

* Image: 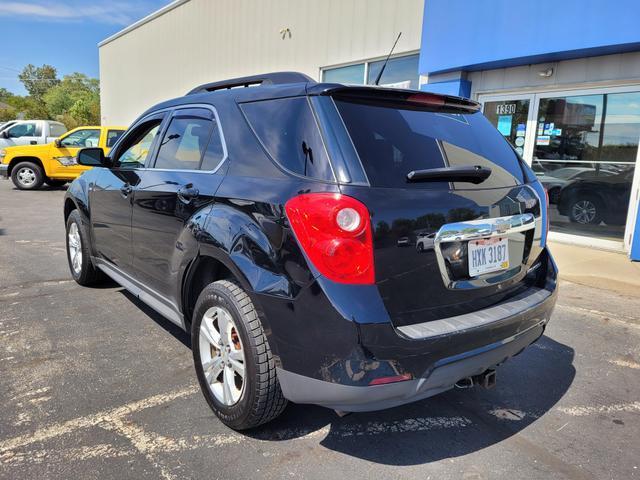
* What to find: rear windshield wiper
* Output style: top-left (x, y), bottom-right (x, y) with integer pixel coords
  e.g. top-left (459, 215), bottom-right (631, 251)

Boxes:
top-left (406, 165), bottom-right (492, 184)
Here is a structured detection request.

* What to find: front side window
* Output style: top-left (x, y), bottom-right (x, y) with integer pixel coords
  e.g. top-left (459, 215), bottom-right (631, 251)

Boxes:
top-left (106, 129), bottom-right (125, 148)
top-left (115, 121), bottom-right (162, 168)
top-left (241, 97), bottom-right (333, 181)
top-left (154, 109), bottom-right (214, 170)
top-left (60, 129), bottom-right (101, 148)
top-left (8, 122), bottom-right (39, 138)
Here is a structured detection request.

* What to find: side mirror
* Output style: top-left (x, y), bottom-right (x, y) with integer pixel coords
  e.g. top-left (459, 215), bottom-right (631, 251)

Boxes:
top-left (54, 138), bottom-right (62, 147)
top-left (1, 130), bottom-right (8, 139)
top-left (77, 147), bottom-right (110, 167)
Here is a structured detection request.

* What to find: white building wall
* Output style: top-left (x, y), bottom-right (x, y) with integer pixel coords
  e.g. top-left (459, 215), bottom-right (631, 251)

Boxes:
top-left (99, 0), bottom-right (424, 125)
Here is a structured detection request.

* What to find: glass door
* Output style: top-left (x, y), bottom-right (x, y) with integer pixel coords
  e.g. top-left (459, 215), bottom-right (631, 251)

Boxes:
top-left (531, 90), bottom-right (640, 244)
top-left (481, 94), bottom-right (537, 160)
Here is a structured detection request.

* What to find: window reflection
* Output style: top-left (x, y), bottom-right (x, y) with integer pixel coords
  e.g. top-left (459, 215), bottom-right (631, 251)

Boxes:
top-left (533, 92), bottom-right (640, 241)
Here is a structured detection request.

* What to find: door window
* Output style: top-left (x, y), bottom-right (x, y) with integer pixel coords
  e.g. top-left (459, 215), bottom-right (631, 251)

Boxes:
top-left (49, 123), bottom-right (67, 137)
top-left (114, 121), bottom-right (162, 169)
top-left (7, 123), bottom-right (40, 138)
top-left (154, 108), bottom-right (214, 170)
top-left (60, 129), bottom-right (101, 148)
top-left (532, 92), bottom-right (640, 241)
top-left (483, 99), bottom-right (530, 156)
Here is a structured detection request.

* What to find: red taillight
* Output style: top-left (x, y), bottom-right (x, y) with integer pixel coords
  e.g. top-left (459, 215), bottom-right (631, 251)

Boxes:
top-left (369, 373), bottom-right (412, 386)
top-left (406, 93), bottom-right (446, 107)
top-left (285, 193), bottom-right (374, 285)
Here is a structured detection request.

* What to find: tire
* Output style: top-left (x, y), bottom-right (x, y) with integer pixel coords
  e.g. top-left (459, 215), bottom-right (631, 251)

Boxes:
top-left (192, 280), bottom-right (287, 430)
top-left (568, 195), bottom-right (603, 225)
top-left (416, 242), bottom-right (424, 253)
top-left (11, 161), bottom-right (44, 190)
top-left (45, 179), bottom-right (67, 188)
top-left (65, 210), bottom-right (104, 286)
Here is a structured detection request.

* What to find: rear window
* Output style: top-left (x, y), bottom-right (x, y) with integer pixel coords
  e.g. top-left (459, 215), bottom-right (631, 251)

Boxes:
top-left (241, 97), bottom-right (334, 181)
top-left (334, 98), bottom-right (525, 189)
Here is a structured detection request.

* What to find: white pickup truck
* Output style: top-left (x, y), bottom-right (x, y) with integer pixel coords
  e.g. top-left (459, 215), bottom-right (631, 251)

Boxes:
top-left (0, 120), bottom-right (67, 148)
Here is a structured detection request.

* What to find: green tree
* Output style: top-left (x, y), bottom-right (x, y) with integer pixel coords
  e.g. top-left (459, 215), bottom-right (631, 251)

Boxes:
top-left (44, 73), bottom-right (100, 127)
top-left (18, 64), bottom-right (60, 100)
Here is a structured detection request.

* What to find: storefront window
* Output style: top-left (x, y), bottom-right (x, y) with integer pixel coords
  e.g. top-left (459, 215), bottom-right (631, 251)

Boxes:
top-left (533, 92), bottom-right (640, 241)
top-left (367, 54), bottom-right (419, 89)
top-left (322, 63), bottom-right (365, 84)
top-left (322, 54), bottom-right (419, 89)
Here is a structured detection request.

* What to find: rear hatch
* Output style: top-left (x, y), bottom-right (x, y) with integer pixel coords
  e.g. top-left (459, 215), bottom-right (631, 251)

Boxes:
top-left (326, 89), bottom-right (545, 327)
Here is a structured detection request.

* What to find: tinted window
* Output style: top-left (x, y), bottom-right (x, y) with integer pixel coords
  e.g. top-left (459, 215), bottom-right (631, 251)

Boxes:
top-left (60, 129), bottom-right (101, 147)
top-left (49, 123), bottom-right (67, 137)
top-left (115, 120), bottom-right (162, 169)
top-left (334, 98), bottom-right (525, 189)
top-left (154, 109), bottom-right (213, 170)
top-left (106, 130), bottom-right (125, 148)
top-left (241, 97), bottom-right (334, 181)
top-left (200, 117), bottom-right (226, 171)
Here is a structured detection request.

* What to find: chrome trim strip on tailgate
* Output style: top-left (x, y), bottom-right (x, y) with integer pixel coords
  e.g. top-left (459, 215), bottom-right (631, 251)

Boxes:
top-left (434, 212), bottom-right (537, 289)
top-left (397, 286), bottom-right (551, 340)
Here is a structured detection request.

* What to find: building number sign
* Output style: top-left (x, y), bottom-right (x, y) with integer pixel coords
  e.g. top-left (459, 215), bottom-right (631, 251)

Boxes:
top-left (496, 104), bottom-right (517, 115)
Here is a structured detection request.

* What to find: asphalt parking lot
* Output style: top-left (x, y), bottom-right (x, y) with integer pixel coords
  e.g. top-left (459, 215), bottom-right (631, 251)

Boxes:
top-left (0, 179), bottom-right (639, 480)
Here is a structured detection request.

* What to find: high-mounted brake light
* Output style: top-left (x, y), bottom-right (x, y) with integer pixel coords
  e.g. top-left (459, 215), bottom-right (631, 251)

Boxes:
top-left (406, 93), bottom-right (446, 107)
top-left (285, 193), bottom-right (375, 285)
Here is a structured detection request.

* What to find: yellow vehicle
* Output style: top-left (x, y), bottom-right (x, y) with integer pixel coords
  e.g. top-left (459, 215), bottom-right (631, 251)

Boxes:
top-left (0, 125), bottom-right (126, 190)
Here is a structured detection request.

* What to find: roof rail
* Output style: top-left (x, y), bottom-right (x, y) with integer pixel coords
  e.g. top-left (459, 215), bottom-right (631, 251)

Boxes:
top-left (187, 71), bottom-right (314, 95)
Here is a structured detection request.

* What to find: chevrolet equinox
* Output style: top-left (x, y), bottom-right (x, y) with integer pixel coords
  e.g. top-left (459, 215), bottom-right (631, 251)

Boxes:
top-left (64, 72), bottom-right (558, 430)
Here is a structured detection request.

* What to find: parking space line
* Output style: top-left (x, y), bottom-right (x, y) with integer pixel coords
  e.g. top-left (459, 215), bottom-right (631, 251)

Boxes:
top-left (558, 401), bottom-right (640, 417)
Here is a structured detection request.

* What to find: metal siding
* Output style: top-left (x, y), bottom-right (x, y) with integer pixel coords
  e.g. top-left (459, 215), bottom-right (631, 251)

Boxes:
top-left (99, 0), bottom-right (424, 125)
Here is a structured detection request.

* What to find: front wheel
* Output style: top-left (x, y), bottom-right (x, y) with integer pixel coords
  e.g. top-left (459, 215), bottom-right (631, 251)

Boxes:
top-left (192, 280), bottom-right (287, 430)
top-left (11, 161), bottom-right (44, 190)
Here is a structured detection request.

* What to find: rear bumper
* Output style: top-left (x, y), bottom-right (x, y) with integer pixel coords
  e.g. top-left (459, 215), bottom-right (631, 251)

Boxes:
top-left (277, 317), bottom-right (546, 412)
top-left (0, 163), bottom-right (8, 178)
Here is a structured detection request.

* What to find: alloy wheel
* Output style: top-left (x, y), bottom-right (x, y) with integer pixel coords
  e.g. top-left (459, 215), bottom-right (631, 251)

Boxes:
top-left (67, 222), bottom-right (83, 275)
top-left (571, 200), bottom-right (597, 224)
top-left (17, 167), bottom-right (36, 187)
top-left (199, 306), bottom-right (246, 406)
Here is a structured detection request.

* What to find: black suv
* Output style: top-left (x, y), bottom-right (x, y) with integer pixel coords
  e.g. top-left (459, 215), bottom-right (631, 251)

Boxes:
top-left (64, 72), bottom-right (557, 430)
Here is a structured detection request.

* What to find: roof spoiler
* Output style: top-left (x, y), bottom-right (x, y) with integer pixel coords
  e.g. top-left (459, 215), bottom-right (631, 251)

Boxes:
top-left (187, 72), bottom-right (314, 95)
top-left (316, 86), bottom-right (481, 113)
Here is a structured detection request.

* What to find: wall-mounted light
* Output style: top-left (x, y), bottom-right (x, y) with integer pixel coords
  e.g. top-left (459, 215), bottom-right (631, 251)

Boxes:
top-left (279, 28), bottom-right (291, 40)
top-left (538, 68), bottom-right (554, 78)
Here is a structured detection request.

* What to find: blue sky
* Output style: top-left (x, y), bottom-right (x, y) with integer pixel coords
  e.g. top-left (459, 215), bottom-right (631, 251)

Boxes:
top-left (0, 0), bottom-right (170, 95)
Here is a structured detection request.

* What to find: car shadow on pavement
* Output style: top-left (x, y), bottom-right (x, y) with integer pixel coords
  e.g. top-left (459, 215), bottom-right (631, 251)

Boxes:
top-left (120, 289), bottom-right (191, 348)
top-left (249, 335), bottom-right (575, 465)
top-left (115, 290), bottom-right (575, 465)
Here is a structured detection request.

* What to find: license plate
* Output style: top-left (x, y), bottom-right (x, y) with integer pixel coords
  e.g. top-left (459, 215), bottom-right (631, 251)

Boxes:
top-left (468, 237), bottom-right (509, 277)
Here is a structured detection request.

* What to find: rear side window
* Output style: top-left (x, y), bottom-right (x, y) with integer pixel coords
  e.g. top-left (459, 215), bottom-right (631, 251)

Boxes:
top-left (334, 99), bottom-right (525, 189)
top-left (154, 108), bottom-right (214, 170)
top-left (241, 97), bottom-right (334, 181)
top-left (106, 129), bottom-right (125, 148)
top-left (50, 123), bottom-right (67, 137)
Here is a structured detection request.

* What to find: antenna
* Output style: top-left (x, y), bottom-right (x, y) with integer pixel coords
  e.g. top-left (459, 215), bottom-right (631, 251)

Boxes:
top-left (374, 32), bottom-right (402, 86)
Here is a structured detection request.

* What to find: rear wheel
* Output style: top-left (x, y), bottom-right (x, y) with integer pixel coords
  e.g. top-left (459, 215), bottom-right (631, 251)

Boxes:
top-left (192, 280), bottom-right (287, 430)
top-left (568, 195), bottom-right (603, 225)
top-left (65, 210), bottom-right (104, 285)
top-left (11, 161), bottom-right (44, 190)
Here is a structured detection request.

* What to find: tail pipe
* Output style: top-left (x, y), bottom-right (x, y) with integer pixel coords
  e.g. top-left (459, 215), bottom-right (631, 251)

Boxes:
top-left (455, 369), bottom-right (497, 390)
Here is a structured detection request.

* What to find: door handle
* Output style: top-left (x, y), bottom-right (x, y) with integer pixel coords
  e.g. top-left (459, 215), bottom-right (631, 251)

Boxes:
top-left (177, 184), bottom-right (199, 204)
top-left (120, 184), bottom-right (133, 197)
